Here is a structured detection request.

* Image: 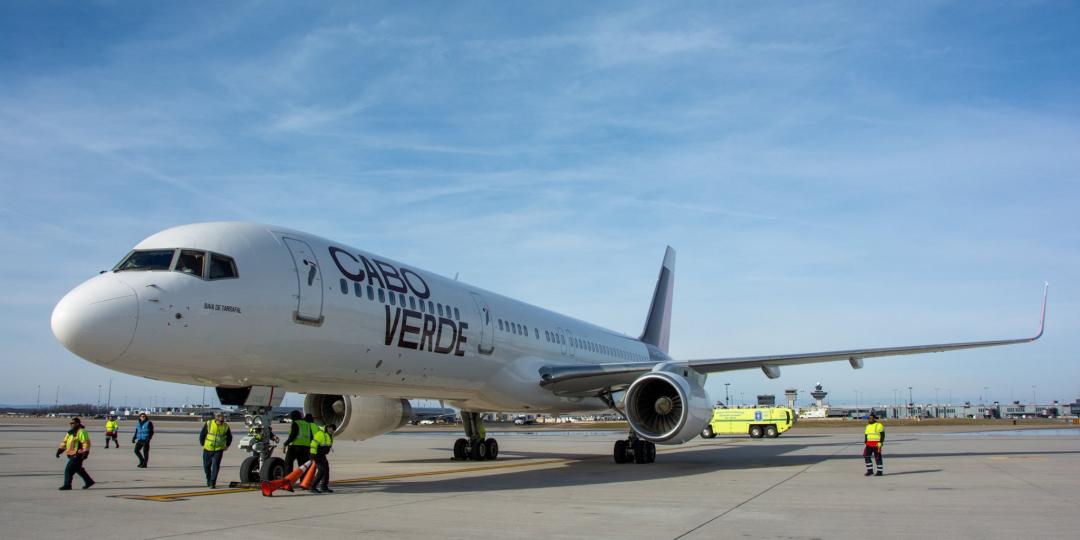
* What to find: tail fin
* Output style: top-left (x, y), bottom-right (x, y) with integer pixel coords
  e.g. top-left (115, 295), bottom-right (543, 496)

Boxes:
top-left (640, 246), bottom-right (675, 354)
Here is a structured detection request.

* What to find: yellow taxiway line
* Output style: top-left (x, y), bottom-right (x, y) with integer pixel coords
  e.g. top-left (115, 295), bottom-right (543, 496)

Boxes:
top-left (112, 458), bottom-right (573, 502)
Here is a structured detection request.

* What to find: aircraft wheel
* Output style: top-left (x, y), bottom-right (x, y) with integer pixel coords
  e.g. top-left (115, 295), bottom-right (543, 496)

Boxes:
top-left (484, 438), bottom-right (499, 460)
top-left (470, 439), bottom-right (487, 461)
top-left (260, 457), bottom-right (285, 481)
top-left (701, 425), bottom-right (715, 439)
top-left (239, 456), bottom-right (259, 483)
top-left (453, 438), bottom-right (468, 460)
top-left (633, 440), bottom-right (649, 464)
top-left (749, 425), bottom-right (764, 439)
top-left (613, 440), bottom-right (628, 464)
top-left (645, 441), bottom-right (656, 463)
top-left (765, 425), bottom-right (779, 438)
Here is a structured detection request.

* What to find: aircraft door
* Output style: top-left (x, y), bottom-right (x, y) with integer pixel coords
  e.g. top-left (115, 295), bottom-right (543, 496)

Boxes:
top-left (565, 329), bottom-right (576, 358)
top-left (281, 237), bottom-right (325, 325)
top-left (469, 292), bottom-right (494, 355)
top-left (557, 327), bottom-right (567, 356)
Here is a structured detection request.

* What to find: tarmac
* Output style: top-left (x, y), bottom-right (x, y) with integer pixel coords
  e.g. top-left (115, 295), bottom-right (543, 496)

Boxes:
top-left (2, 419), bottom-right (1079, 539)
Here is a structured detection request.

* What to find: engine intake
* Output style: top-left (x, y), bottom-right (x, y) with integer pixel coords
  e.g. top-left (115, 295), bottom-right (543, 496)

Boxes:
top-left (304, 394), bottom-right (412, 441)
top-left (625, 370), bottom-right (710, 444)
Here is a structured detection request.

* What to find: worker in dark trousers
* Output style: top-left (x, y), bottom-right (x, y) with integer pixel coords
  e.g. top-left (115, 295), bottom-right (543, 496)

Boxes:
top-left (309, 423), bottom-right (336, 493)
top-left (282, 410), bottom-right (313, 473)
top-left (199, 413), bottom-right (233, 488)
top-left (56, 417), bottom-right (95, 490)
top-left (104, 415), bottom-right (119, 448)
top-left (132, 412), bottom-right (154, 467)
top-left (863, 414), bottom-right (885, 476)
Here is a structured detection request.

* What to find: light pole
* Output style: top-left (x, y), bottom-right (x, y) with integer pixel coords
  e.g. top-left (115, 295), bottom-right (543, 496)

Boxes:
top-left (55, 385), bottom-right (60, 409)
top-left (1032, 385), bottom-right (1037, 410)
top-left (106, 378), bottom-right (113, 411)
top-left (36, 385), bottom-right (40, 411)
top-left (908, 386), bottom-right (913, 418)
top-left (983, 386), bottom-right (989, 406)
top-left (935, 388), bottom-right (940, 418)
top-left (724, 383), bottom-right (730, 407)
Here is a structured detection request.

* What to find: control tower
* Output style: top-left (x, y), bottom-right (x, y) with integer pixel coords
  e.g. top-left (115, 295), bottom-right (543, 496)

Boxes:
top-left (810, 383), bottom-right (828, 408)
top-left (784, 388), bottom-right (798, 409)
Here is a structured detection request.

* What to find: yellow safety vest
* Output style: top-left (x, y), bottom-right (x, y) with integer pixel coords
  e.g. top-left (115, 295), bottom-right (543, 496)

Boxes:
top-left (865, 422), bottom-right (884, 442)
top-left (310, 429), bottom-right (333, 455)
top-left (61, 428), bottom-right (90, 456)
top-left (203, 420), bottom-right (230, 451)
top-left (105, 420), bottom-right (118, 433)
top-left (292, 419), bottom-right (313, 446)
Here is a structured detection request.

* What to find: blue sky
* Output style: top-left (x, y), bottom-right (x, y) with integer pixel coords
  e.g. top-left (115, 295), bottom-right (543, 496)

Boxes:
top-left (1, 1), bottom-right (1077, 410)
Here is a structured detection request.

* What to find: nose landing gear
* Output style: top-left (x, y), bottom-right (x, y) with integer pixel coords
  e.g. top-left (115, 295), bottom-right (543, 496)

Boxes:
top-left (236, 407), bottom-right (285, 483)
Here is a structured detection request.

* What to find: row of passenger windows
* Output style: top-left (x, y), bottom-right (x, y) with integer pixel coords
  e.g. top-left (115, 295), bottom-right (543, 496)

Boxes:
top-left (499, 315), bottom-right (645, 362)
top-left (114, 249), bottom-right (238, 280)
top-left (337, 278), bottom-right (461, 321)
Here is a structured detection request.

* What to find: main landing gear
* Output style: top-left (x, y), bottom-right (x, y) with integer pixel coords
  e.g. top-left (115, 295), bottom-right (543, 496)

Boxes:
top-left (237, 407), bottom-right (285, 483)
top-left (453, 412), bottom-right (498, 461)
top-left (613, 434), bottom-right (656, 464)
top-left (599, 390), bottom-right (656, 464)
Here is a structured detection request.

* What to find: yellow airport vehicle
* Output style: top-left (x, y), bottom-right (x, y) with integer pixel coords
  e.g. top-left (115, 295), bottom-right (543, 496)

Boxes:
top-left (700, 407), bottom-right (795, 439)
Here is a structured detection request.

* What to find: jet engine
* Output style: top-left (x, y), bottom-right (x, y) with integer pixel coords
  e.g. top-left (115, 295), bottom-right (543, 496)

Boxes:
top-left (304, 394), bottom-right (413, 441)
top-left (624, 369), bottom-right (710, 445)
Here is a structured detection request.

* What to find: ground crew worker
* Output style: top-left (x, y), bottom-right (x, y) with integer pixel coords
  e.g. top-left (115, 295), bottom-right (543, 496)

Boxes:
top-left (56, 417), bottom-right (95, 490)
top-left (104, 415), bottom-right (120, 448)
top-left (309, 423), bottom-right (336, 493)
top-left (282, 410), bottom-right (313, 473)
top-left (863, 414), bottom-right (885, 476)
top-left (199, 412), bottom-right (233, 488)
top-left (132, 412), bottom-right (154, 467)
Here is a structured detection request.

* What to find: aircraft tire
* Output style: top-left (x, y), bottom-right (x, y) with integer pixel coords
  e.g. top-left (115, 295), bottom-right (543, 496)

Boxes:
top-left (645, 441), bottom-right (656, 463)
top-left (633, 440), bottom-right (648, 464)
top-left (239, 456), bottom-right (259, 483)
top-left (613, 440), bottom-right (628, 464)
top-left (260, 457), bottom-right (285, 481)
top-left (470, 439), bottom-right (487, 460)
top-left (453, 438), bottom-right (468, 460)
top-left (484, 438), bottom-right (498, 460)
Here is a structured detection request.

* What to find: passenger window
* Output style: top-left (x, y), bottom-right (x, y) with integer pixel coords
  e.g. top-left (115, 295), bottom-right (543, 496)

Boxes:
top-left (544, 331), bottom-right (550, 342)
top-left (378, 289), bottom-right (385, 303)
top-left (419, 299), bottom-right (426, 313)
top-left (175, 250), bottom-right (205, 277)
top-left (339, 279), bottom-right (348, 294)
top-left (399, 293), bottom-right (406, 307)
top-left (355, 282), bottom-right (363, 297)
top-left (428, 301), bottom-right (434, 314)
top-left (410, 297), bottom-right (417, 310)
top-left (208, 254), bottom-right (238, 279)
top-left (454, 307), bottom-right (460, 320)
top-left (499, 320), bottom-right (504, 331)
top-left (389, 292), bottom-right (396, 306)
top-left (115, 249), bottom-right (175, 272)
top-left (438, 304), bottom-right (444, 317)
top-left (535, 328), bottom-right (539, 339)
top-left (367, 285), bottom-right (375, 301)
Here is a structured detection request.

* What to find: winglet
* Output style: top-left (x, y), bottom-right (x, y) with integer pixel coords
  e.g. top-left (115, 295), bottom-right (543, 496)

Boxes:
top-left (1032, 282), bottom-right (1048, 341)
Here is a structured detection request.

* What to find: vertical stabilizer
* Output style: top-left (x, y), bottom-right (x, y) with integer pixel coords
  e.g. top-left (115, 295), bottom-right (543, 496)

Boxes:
top-left (639, 246), bottom-right (675, 354)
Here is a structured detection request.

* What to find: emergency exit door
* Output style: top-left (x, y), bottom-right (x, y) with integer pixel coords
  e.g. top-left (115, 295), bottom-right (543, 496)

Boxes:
top-left (281, 237), bottom-right (324, 325)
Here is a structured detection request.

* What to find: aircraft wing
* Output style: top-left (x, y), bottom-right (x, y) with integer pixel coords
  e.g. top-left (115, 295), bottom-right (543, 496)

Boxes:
top-left (539, 283), bottom-right (1047, 396)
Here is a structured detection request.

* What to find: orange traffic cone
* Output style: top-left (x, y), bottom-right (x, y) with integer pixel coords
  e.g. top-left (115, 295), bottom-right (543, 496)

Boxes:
top-left (260, 461), bottom-right (311, 496)
top-left (299, 460), bottom-right (318, 490)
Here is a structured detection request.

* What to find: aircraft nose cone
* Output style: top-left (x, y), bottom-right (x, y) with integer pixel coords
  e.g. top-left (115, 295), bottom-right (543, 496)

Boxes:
top-left (51, 276), bottom-right (138, 365)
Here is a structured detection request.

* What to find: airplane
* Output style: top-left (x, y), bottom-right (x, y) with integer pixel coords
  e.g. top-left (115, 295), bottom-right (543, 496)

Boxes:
top-left (51, 222), bottom-right (1046, 479)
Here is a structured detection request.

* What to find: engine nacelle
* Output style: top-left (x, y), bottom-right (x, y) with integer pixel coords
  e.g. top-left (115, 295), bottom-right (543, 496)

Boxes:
top-left (304, 394), bottom-right (412, 441)
top-left (625, 369), bottom-right (711, 445)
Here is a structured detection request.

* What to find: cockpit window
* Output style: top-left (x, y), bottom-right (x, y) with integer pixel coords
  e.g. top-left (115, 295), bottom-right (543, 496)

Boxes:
top-left (114, 250), bottom-right (175, 272)
top-left (175, 250), bottom-right (206, 277)
top-left (208, 254), bottom-right (238, 280)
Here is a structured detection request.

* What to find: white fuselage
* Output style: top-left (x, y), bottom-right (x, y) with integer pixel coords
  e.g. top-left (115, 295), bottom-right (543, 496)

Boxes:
top-left (52, 223), bottom-right (652, 413)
